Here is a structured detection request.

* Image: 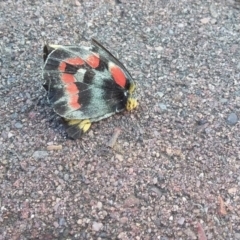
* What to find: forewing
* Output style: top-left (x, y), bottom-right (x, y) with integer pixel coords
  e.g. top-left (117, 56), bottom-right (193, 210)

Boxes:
top-left (91, 39), bottom-right (134, 84)
top-left (43, 45), bottom-right (128, 120)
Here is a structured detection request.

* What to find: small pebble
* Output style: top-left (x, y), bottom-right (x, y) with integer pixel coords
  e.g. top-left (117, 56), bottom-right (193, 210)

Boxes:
top-left (39, 16), bottom-right (45, 25)
top-left (15, 122), bottom-right (23, 129)
top-left (53, 221), bottom-right (59, 228)
top-left (32, 151), bottom-right (48, 159)
top-left (119, 217), bottom-right (128, 223)
top-left (153, 177), bottom-right (158, 184)
top-left (235, 90), bottom-right (240, 96)
top-left (237, 62), bottom-right (240, 70)
top-left (220, 98), bottom-right (228, 104)
top-left (92, 222), bottom-right (103, 231)
top-left (226, 113), bottom-right (238, 125)
top-left (97, 201), bottom-right (103, 209)
top-left (159, 103), bottom-right (167, 110)
top-left (1, 131), bottom-right (8, 139)
top-left (59, 217), bottom-right (66, 226)
top-left (178, 217), bottom-right (185, 225)
top-left (210, 4), bottom-right (219, 18)
top-left (7, 77), bottom-right (16, 84)
top-left (11, 113), bottom-right (18, 120)
top-left (115, 154), bottom-right (123, 161)
top-left (1, 159), bottom-right (8, 165)
top-left (200, 17), bottom-right (210, 24)
top-left (178, 23), bottom-right (184, 28)
top-left (155, 46), bottom-right (163, 52)
top-left (157, 92), bottom-right (164, 98)
top-left (77, 219), bottom-right (82, 225)
top-left (64, 174), bottom-right (69, 181)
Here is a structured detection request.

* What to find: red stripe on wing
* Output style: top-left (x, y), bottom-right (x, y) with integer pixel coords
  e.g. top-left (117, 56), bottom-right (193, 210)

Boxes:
top-left (66, 83), bottom-right (79, 95)
top-left (109, 63), bottom-right (126, 88)
top-left (59, 62), bottom-right (67, 72)
top-left (86, 54), bottom-right (100, 68)
top-left (65, 84), bottom-right (81, 110)
top-left (58, 58), bottom-right (84, 72)
top-left (61, 73), bottom-right (75, 83)
top-left (69, 95), bottom-right (81, 109)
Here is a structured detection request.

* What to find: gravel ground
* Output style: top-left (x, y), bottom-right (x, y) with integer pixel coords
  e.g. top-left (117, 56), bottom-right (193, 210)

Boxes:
top-left (0, 0), bottom-right (240, 239)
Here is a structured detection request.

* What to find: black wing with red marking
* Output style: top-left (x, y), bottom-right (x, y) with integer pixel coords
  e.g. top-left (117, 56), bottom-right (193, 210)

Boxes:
top-left (42, 40), bottom-right (134, 121)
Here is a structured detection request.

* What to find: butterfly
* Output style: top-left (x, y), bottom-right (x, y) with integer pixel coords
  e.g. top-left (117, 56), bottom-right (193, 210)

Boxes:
top-left (42, 39), bottom-right (137, 139)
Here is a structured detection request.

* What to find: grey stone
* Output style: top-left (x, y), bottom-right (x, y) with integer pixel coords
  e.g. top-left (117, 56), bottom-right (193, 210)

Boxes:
top-left (59, 217), bottom-right (67, 226)
top-left (64, 174), bottom-right (69, 181)
top-left (32, 151), bottom-right (49, 159)
top-left (210, 4), bottom-right (219, 18)
top-left (157, 92), bottom-right (164, 98)
top-left (226, 113), bottom-right (238, 125)
top-left (237, 62), bottom-right (240, 70)
top-left (11, 113), bottom-right (18, 120)
top-left (15, 122), bottom-right (23, 129)
top-left (220, 98), bottom-right (228, 104)
top-left (92, 222), bottom-right (103, 231)
top-left (178, 217), bottom-right (185, 225)
top-left (159, 103), bottom-right (167, 110)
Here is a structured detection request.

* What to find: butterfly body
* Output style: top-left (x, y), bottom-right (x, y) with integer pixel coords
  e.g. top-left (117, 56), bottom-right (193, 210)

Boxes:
top-left (43, 39), bottom-right (137, 139)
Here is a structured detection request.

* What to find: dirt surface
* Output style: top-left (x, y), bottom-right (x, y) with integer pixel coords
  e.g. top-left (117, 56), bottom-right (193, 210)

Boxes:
top-left (0, 0), bottom-right (240, 239)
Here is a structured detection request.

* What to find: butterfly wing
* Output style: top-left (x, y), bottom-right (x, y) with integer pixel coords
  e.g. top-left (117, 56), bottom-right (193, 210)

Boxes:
top-left (42, 42), bottom-right (131, 121)
top-left (91, 39), bottom-right (134, 84)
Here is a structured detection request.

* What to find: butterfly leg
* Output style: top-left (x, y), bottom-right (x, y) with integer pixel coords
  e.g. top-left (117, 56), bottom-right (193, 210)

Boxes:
top-left (64, 119), bottom-right (92, 139)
